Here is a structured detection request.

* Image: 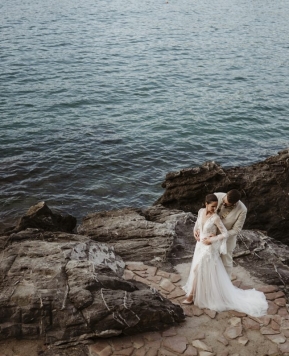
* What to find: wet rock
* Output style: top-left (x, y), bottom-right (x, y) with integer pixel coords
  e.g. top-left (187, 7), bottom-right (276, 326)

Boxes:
top-left (155, 149), bottom-right (289, 243)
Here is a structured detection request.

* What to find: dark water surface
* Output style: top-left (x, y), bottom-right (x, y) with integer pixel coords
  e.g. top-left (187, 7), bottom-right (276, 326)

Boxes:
top-left (1, 0), bottom-right (289, 224)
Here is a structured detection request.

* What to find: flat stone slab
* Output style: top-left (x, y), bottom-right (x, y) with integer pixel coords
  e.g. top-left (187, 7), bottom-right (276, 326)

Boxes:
top-left (238, 336), bottom-right (249, 345)
top-left (159, 278), bottom-right (176, 293)
top-left (274, 298), bottom-right (286, 307)
top-left (204, 309), bottom-right (217, 319)
top-left (162, 335), bottom-right (188, 354)
top-left (192, 340), bottom-right (213, 352)
top-left (242, 317), bottom-right (260, 330)
top-left (224, 325), bottom-right (243, 339)
top-left (266, 334), bottom-right (286, 344)
top-left (184, 345), bottom-right (198, 355)
top-left (267, 300), bottom-right (279, 315)
top-left (257, 285), bottom-right (279, 293)
top-left (279, 341), bottom-right (289, 353)
top-left (217, 335), bottom-right (229, 346)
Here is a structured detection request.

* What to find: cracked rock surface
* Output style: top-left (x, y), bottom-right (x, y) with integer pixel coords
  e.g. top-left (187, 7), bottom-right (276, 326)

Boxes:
top-left (0, 204), bottom-right (185, 346)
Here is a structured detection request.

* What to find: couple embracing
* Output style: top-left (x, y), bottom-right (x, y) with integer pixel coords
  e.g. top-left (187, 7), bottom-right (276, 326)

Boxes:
top-left (182, 190), bottom-right (268, 317)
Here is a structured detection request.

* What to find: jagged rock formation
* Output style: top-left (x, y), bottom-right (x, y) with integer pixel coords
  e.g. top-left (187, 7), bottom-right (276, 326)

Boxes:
top-left (6, 201), bottom-right (77, 234)
top-left (77, 205), bottom-right (196, 264)
top-left (154, 149), bottom-right (289, 244)
top-left (0, 204), bottom-right (185, 347)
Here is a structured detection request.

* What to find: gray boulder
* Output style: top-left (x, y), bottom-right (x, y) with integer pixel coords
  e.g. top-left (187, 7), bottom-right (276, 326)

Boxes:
top-left (0, 227), bottom-right (184, 346)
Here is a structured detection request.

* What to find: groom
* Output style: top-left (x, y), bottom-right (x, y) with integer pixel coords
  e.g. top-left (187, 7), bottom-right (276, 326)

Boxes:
top-left (214, 189), bottom-right (247, 278)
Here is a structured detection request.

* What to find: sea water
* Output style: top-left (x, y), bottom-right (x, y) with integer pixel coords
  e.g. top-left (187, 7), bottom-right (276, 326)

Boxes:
top-left (1, 0), bottom-right (289, 224)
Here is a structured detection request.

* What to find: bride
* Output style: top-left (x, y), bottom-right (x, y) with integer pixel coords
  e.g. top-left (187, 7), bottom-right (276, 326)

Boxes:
top-left (182, 193), bottom-right (268, 317)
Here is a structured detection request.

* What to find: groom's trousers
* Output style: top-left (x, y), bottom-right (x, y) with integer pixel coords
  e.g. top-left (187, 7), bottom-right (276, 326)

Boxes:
top-left (221, 235), bottom-right (237, 278)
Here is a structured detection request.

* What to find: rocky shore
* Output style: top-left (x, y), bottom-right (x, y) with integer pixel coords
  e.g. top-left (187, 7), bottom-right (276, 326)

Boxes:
top-left (1, 149), bottom-right (289, 356)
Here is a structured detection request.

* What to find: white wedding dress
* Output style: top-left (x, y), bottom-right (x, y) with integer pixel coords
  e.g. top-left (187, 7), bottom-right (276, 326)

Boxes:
top-left (183, 208), bottom-right (268, 317)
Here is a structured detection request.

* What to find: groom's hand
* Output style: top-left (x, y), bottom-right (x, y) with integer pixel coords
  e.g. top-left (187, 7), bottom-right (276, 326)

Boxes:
top-left (203, 238), bottom-right (212, 245)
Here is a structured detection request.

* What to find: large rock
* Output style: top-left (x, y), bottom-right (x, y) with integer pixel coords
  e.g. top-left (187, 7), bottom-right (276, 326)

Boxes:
top-left (154, 149), bottom-right (289, 243)
top-left (0, 228), bottom-right (184, 346)
top-left (10, 201), bottom-right (77, 233)
top-left (77, 205), bottom-right (196, 264)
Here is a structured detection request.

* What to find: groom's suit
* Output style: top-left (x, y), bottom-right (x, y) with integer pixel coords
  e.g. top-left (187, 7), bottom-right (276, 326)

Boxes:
top-left (214, 192), bottom-right (247, 277)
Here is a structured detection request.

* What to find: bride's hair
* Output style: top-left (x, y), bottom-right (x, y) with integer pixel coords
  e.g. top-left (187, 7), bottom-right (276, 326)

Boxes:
top-left (205, 194), bottom-right (218, 204)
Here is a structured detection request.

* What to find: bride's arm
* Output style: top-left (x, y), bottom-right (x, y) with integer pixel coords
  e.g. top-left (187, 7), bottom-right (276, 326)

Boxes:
top-left (208, 215), bottom-right (229, 242)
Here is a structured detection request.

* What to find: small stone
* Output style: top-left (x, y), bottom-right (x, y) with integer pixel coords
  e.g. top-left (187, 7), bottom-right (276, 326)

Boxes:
top-left (282, 320), bottom-right (289, 329)
top-left (163, 335), bottom-right (188, 354)
top-left (146, 340), bottom-right (161, 349)
top-left (271, 320), bottom-right (280, 331)
top-left (146, 266), bottom-right (157, 276)
top-left (114, 347), bottom-right (134, 356)
top-left (162, 327), bottom-right (177, 337)
top-left (265, 291), bottom-right (285, 300)
top-left (133, 275), bottom-right (149, 285)
top-left (168, 287), bottom-right (186, 299)
top-left (279, 341), bottom-right (289, 353)
top-left (232, 280), bottom-right (242, 288)
top-left (182, 305), bottom-right (194, 317)
top-left (266, 334), bottom-right (286, 344)
top-left (191, 305), bottom-right (204, 316)
top-left (257, 285), bottom-right (279, 293)
top-left (90, 342), bottom-right (112, 356)
top-left (204, 309), bottom-right (217, 319)
top-left (133, 348), bottom-right (146, 356)
top-left (89, 342), bottom-right (113, 356)
top-left (275, 298), bottom-right (286, 307)
top-left (170, 273), bottom-right (182, 283)
top-left (143, 332), bottom-right (162, 342)
top-left (132, 336), bottom-right (145, 349)
top-left (272, 315), bottom-right (282, 325)
top-left (260, 327), bottom-right (280, 335)
top-left (229, 310), bottom-right (246, 317)
top-left (237, 336), bottom-right (249, 346)
top-left (126, 262), bottom-right (146, 271)
top-left (147, 275), bottom-right (162, 284)
top-left (145, 348), bottom-right (158, 356)
top-left (199, 352), bottom-right (215, 356)
top-left (223, 325), bottom-right (242, 339)
top-left (191, 332), bottom-right (206, 340)
top-left (267, 300), bottom-right (279, 315)
top-left (242, 317), bottom-right (260, 330)
top-left (159, 349), bottom-right (178, 356)
top-left (217, 335), bottom-right (229, 346)
top-left (229, 317), bottom-right (241, 326)
top-left (192, 340), bottom-right (213, 352)
top-left (156, 270), bottom-right (171, 278)
top-left (240, 284), bottom-right (252, 290)
top-left (122, 269), bottom-right (134, 280)
top-left (184, 345), bottom-right (198, 356)
top-left (111, 336), bottom-right (132, 350)
top-left (159, 278), bottom-right (176, 293)
top-left (278, 307), bottom-right (289, 317)
top-left (281, 329), bottom-right (289, 337)
top-left (134, 270), bottom-right (148, 278)
top-left (258, 315), bottom-right (271, 326)
top-left (218, 351), bottom-right (229, 356)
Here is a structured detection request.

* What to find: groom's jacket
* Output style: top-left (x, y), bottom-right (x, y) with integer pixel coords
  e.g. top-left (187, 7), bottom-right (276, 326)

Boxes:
top-left (214, 192), bottom-right (247, 240)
